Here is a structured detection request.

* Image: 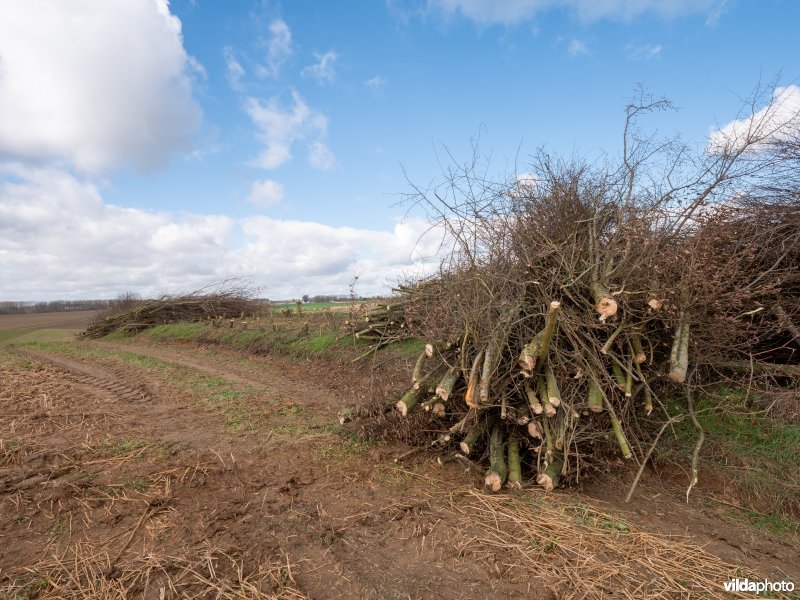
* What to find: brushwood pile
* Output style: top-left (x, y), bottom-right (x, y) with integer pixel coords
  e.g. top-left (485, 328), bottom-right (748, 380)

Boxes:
top-left (83, 287), bottom-right (260, 338)
top-left (378, 161), bottom-right (799, 493)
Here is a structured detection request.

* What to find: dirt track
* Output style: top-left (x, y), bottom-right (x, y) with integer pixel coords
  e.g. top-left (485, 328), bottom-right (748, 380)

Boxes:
top-left (1, 338), bottom-right (798, 599)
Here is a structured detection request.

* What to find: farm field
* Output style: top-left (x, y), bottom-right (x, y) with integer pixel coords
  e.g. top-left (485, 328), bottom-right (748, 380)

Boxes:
top-left (0, 318), bottom-right (798, 598)
top-left (269, 301), bottom-right (350, 313)
top-left (0, 311), bottom-right (99, 347)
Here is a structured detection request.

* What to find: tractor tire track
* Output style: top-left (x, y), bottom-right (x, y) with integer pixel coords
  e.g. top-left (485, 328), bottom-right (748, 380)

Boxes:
top-left (13, 349), bottom-right (153, 404)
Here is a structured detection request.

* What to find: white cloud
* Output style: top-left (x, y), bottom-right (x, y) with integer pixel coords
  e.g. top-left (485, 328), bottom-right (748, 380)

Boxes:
top-left (0, 0), bottom-right (201, 174)
top-left (302, 51), bottom-right (338, 84)
top-left (365, 75), bottom-right (388, 96)
top-left (0, 165), bottom-right (445, 300)
top-left (223, 46), bottom-right (246, 91)
top-left (426, 0), bottom-right (728, 25)
top-left (245, 91), bottom-right (330, 170)
top-left (238, 216), bottom-right (445, 296)
top-left (256, 18), bottom-right (292, 78)
top-left (248, 179), bottom-right (284, 207)
top-left (308, 141), bottom-right (336, 171)
top-left (567, 38), bottom-right (588, 56)
top-left (708, 85), bottom-right (800, 155)
top-left (627, 43), bottom-right (662, 60)
top-left (0, 165), bottom-right (233, 298)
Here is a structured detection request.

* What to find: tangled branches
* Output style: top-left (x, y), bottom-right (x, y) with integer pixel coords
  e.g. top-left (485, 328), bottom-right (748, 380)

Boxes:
top-left (391, 83), bottom-right (800, 493)
top-left (83, 282), bottom-right (262, 338)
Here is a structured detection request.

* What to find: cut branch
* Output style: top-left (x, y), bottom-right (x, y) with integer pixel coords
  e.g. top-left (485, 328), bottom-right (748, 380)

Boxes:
top-left (518, 301), bottom-right (560, 377)
top-left (669, 316), bottom-right (690, 383)
top-left (484, 424), bottom-right (508, 492)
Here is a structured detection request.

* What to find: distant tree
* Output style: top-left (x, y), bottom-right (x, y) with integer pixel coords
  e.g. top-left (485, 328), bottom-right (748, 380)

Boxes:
top-left (302, 294), bottom-right (310, 303)
top-left (0, 299), bottom-right (113, 315)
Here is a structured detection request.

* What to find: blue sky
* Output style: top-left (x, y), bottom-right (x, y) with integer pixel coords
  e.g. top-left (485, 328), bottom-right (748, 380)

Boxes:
top-left (1, 0), bottom-right (798, 300)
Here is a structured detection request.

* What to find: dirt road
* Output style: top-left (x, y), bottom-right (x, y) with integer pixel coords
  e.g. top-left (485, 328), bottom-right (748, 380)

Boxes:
top-left (1, 337), bottom-right (797, 598)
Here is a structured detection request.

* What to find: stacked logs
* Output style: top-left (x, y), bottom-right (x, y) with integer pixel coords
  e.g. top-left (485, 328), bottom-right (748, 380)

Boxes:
top-left (346, 297), bottom-right (414, 361)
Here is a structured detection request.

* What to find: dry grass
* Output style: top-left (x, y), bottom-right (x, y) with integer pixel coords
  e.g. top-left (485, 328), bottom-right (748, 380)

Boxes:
top-left (450, 490), bottom-right (774, 600)
top-left (1, 358), bottom-right (308, 600)
top-left (342, 461), bottom-right (780, 599)
top-left (1, 542), bottom-right (307, 599)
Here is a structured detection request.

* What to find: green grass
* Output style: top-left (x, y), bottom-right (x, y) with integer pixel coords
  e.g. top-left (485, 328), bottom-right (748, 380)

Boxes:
top-left (130, 478), bottom-right (149, 492)
top-left (289, 332), bottom-right (339, 355)
top-left (195, 326), bottom-right (270, 350)
top-left (315, 434), bottom-right (375, 462)
top-left (108, 439), bottom-right (171, 457)
top-left (230, 329), bottom-right (270, 349)
top-left (574, 507), bottom-right (631, 533)
top-left (133, 321), bottom-right (361, 360)
top-left (667, 393), bottom-right (800, 465)
top-left (144, 322), bottom-right (208, 340)
top-left (114, 439), bottom-right (147, 454)
top-left (661, 388), bottom-right (800, 526)
top-left (727, 507), bottom-right (798, 535)
top-left (0, 330), bottom-right (26, 344)
top-left (0, 329), bottom-right (77, 346)
top-left (0, 348), bottom-right (33, 368)
top-left (269, 301), bottom-right (344, 313)
top-left (393, 338), bottom-right (427, 358)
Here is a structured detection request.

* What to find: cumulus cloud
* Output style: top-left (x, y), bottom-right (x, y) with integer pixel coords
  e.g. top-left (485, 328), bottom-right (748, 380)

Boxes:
top-left (0, 0), bottom-right (202, 174)
top-left (708, 85), bottom-right (800, 155)
top-left (245, 91), bottom-right (331, 170)
top-left (627, 43), bottom-right (663, 60)
top-left (223, 46), bottom-right (246, 91)
top-left (426, 0), bottom-right (728, 25)
top-left (302, 51), bottom-right (338, 84)
top-left (365, 75), bottom-right (388, 96)
top-left (0, 165), bottom-right (444, 300)
top-left (255, 18), bottom-right (293, 77)
top-left (0, 165), bottom-right (233, 299)
top-left (247, 179), bottom-right (284, 207)
top-left (238, 216), bottom-right (445, 297)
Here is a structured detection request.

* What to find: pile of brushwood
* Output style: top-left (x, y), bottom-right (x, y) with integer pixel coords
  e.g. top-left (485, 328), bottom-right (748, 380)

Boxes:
top-left (344, 293), bottom-right (417, 361)
top-left (83, 285), bottom-right (261, 338)
top-left (386, 85), bottom-right (800, 496)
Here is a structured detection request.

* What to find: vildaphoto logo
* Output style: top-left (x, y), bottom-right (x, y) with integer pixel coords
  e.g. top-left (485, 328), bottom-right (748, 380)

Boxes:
top-left (723, 578), bottom-right (795, 594)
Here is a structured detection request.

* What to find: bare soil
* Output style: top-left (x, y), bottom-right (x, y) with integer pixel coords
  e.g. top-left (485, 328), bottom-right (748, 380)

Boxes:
top-left (1, 336), bottom-right (797, 599)
top-left (0, 310), bottom-right (100, 331)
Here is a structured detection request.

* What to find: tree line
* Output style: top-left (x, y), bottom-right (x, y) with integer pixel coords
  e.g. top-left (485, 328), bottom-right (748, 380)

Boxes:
top-left (0, 299), bottom-right (114, 315)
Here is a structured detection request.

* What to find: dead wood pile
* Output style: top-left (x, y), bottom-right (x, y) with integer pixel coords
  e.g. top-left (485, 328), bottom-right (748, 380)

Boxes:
top-left (393, 185), bottom-right (799, 493)
top-left (397, 182), bottom-right (800, 491)
top-left (384, 86), bottom-right (800, 494)
top-left (82, 286), bottom-right (260, 338)
top-left (343, 295), bottom-right (418, 361)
